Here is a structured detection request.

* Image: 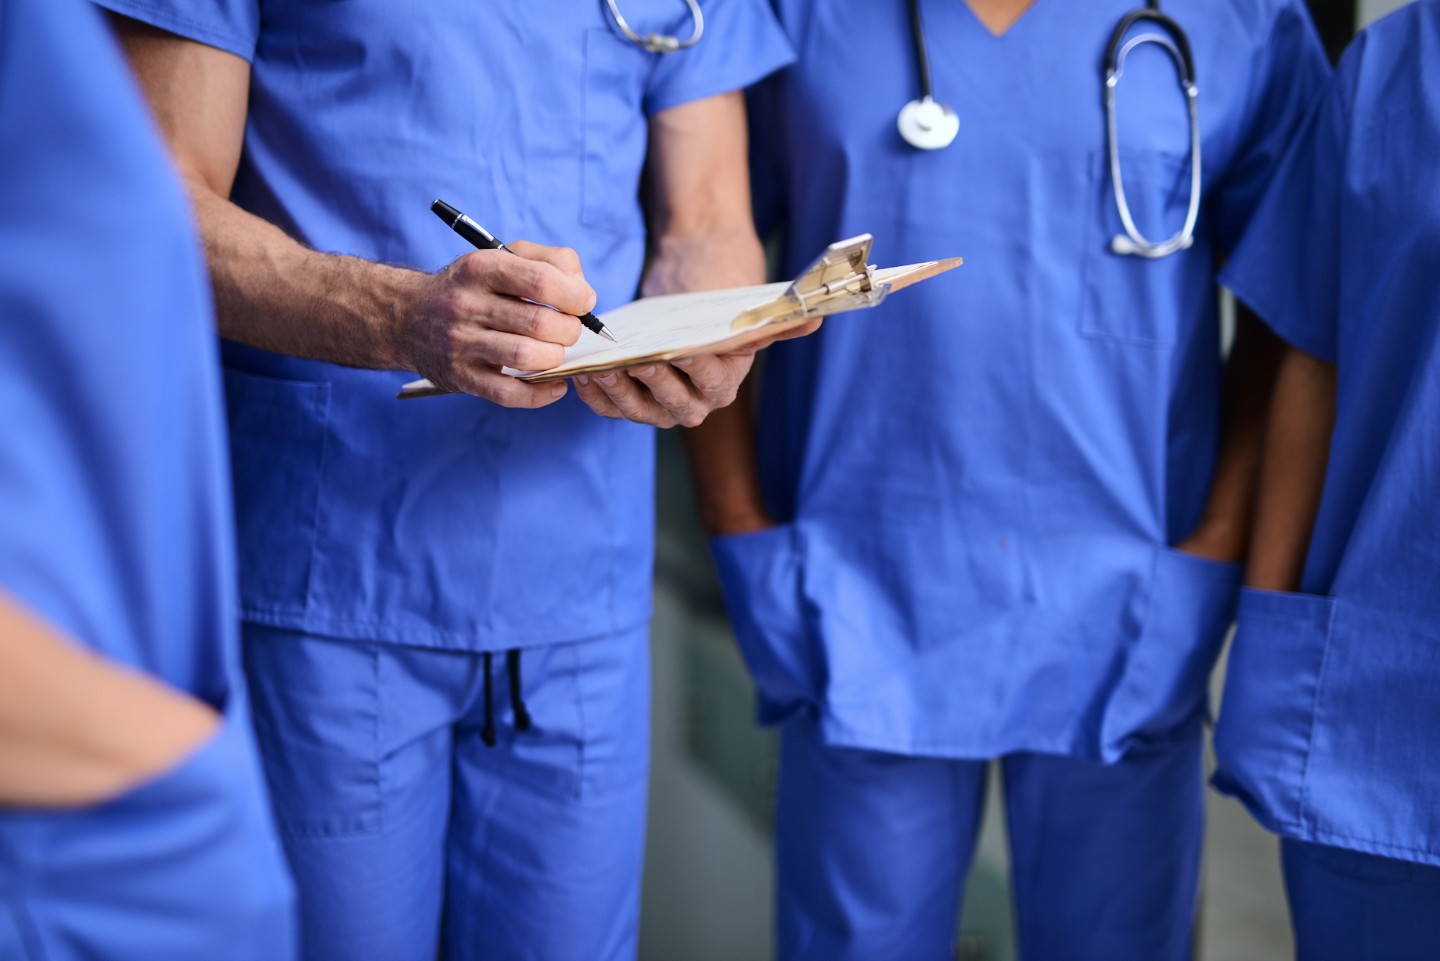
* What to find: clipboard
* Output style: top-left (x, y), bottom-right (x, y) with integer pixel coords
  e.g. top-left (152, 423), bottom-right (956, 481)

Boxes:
top-left (398, 234), bottom-right (961, 399)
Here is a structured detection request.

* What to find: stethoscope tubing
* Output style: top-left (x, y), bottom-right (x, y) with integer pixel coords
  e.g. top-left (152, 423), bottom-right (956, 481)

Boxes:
top-left (1105, 28), bottom-right (1203, 258)
top-left (604, 0), bottom-right (704, 53)
top-left (909, 0), bottom-right (936, 102)
top-left (901, 0), bottom-right (1203, 259)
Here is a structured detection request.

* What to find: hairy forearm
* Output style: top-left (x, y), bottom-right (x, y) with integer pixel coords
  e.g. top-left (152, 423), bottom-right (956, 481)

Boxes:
top-left (187, 181), bottom-right (419, 370)
top-left (0, 595), bottom-right (219, 807)
top-left (108, 15), bottom-right (423, 373)
top-left (1244, 347), bottom-right (1336, 591)
top-left (1178, 308), bottom-right (1285, 561)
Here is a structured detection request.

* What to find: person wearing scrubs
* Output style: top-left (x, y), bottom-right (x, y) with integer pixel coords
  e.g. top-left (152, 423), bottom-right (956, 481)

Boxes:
top-left (1212, 3), bottom-right (1440, 957)
top-left (0, 0), bottom-right (295, 957)
top-left (686, 1), bottom-right (1328, 958)
top-left (92, 1), bottom-right (793, 958)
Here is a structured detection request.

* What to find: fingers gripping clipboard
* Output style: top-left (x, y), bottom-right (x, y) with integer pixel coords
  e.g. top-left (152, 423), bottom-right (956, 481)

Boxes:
top-left (397, 235), bottom-right (962, 399)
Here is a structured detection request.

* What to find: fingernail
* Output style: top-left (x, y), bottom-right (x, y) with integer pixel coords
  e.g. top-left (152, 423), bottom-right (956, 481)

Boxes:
top-left (598, 373), bottom-right (617, 387)
top-left (636, 366), bottom-right (657, 378)
top-left (675, 357), bottom-right (695, 368)
top-left (576, 374), bottom-right (589, 386)
top-left (551, 383), bottom-right (566, 398)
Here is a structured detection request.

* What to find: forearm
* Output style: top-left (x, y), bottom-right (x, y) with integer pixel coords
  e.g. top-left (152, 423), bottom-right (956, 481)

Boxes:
top-left (640, 154), bottom-right (771, 532)
top-left (642, 222), bottom-right (767, 298)
top-left (1244, 346), bottom-right (1336, 591)
top-left (109, 15), bottom-right (418, 371)
top-left (683, 384), bottom-right (772, 535)
top-left (1178, 307), bottom-right (1285, 561)
top-left (663, 229), bottom-right (772, 528)
top-left (642, 99), bottom-right (771, 533)
top-left (0, 595), bottom-right (219, 808)
top-left (188, 182), bottom-right (418, 369)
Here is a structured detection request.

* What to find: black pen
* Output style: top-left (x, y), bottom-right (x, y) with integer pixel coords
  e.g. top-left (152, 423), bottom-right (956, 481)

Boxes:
top-left (430, 199), bottom-right (617, 343)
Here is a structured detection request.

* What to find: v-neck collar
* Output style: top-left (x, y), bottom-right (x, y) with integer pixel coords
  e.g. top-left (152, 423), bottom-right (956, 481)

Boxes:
top-left (959, 0), bottom-right (1042, 39)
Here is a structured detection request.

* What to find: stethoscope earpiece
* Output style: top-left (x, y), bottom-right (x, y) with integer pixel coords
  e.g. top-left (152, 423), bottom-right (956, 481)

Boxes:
top-left (898, 96), bottom-right (959, 150)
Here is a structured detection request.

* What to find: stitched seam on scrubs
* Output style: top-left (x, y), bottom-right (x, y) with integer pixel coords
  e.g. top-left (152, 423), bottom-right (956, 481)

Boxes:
top-left (571, 640), bottom-right (589, 800)
top-left (1292, 598), bottom-right (1340, 833)
top-left (236, 607), bottom-right (653, 654)
top-left (301, 389), bottom-right (333, 620)
top-left (89, 0), bottom-right (257, 63)
top-left (373, 643), bottom-right (385, 835)
top-left (1292, 829), bottom-right (1440, 865)
top-left (816, 716), bottom-right (1075, 759)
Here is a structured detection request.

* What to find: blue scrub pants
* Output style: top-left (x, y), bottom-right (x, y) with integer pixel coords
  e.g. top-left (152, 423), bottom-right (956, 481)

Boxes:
top-left (775, 716), bottom-right (1204, 961)
top-left (242, 623), bottom-right (651, 961)
top-left (1283, 838), bottom-right (1440, 960)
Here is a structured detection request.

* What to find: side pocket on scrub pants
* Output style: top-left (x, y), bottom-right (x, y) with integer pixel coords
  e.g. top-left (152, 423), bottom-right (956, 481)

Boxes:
top-left (26, 690), bottom-right (297, 960)
top-left (709, 523), bottom-right (816, 725)
top-left (1099, 545), bottom-right (1242, 760)
top-left (224, 369), bottom-right (331, 619)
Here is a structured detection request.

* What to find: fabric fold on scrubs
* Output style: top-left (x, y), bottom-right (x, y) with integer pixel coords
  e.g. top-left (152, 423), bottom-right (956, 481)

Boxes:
top-left (1099, 547), bottom-right (1242, 759)
top-left (710, 523), bottom-right (816, 723)
top-left (90, 0), bottom-right (794, 654)
top-left (1214, 0), bottom-right (1440, 868)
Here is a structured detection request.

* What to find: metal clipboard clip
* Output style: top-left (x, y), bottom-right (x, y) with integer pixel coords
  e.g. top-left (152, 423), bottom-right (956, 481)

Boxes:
top-left (732, 234), bottom-right (887, 330)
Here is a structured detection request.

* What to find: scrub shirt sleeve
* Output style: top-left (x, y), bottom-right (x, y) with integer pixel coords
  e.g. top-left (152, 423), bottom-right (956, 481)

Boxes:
top-left (1218, 72), bottom-right (1350, 364)
top-left (1206, 0), bottom-right (1330, 258)
top-left (89, 0), bottom-right (260, 62)
top-left (644, 0), bottom-right (795, 117)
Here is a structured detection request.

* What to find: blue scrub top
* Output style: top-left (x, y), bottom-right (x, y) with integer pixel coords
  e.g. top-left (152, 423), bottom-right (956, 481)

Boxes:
top-left (718, 0), bottom-right (1328, 760)
top-left (1214, 0), bottom-right (1440, 867)
top-left (92, 0), bottom-right (794, 651)
top-left (1, 9), bottom-right (296, 956)
top-left (0, 0), bottom-right (236, 706)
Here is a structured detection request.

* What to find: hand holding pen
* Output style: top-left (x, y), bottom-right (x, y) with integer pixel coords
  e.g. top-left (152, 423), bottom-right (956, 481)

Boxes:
top-left (432, 200), bottom-right (617, 343)
top-left (401, 206), bottom-right (598, 406)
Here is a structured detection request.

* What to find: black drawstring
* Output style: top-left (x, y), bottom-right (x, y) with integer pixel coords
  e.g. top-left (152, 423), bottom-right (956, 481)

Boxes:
top-left (481, 651), bottom-right (497, 747)
top-left (480, 649), bottom-right (532, 748)
top-left (507, 649), bottom-right (533, 731)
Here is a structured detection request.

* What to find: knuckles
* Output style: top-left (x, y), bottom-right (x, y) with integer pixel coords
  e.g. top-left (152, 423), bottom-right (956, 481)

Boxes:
top-left (552, 246), bottom-right (584, 278)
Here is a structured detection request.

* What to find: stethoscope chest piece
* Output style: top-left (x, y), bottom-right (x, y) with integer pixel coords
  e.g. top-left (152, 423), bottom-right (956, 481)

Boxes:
top-left (898, 96), bottom-right (959, 150)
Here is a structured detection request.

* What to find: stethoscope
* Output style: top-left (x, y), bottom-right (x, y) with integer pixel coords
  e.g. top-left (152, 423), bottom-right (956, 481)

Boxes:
top-left (604, 0), bottom-right (704, 53)
top-left (899, 0), bottom-right (1202, 259)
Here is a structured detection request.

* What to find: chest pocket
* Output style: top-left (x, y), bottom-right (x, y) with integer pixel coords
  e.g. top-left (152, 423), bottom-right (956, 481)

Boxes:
top-left (1077, 148), bottom-right (1195, 347)
top-left (582, 28), bottom-right (654, 236)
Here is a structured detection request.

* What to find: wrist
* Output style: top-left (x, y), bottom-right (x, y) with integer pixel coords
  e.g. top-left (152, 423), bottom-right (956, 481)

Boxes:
top-left (697, 501), bottom-right (774, 538)
top-left (1176, 516), bottom-right (1248, 564)
top-left (362, 262), bottom-right (427, 371)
